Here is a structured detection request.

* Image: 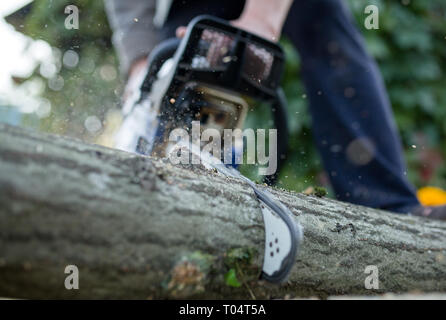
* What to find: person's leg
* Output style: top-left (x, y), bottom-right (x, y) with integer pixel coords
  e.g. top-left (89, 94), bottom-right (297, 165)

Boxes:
top-left (282, 0), bottom-right (420, 213)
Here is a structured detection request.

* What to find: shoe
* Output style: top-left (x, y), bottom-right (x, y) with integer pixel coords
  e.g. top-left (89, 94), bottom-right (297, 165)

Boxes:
top-left (411, 205), bottom-right (446, 221)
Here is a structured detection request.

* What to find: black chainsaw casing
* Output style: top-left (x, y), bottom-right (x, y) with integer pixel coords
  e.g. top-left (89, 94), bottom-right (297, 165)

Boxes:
top-left (141, 15), bottom-right (290, 185)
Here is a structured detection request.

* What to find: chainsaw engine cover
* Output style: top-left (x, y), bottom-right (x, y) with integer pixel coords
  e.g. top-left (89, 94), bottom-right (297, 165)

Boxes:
top-left (126, 15), bottom-right (289, 184)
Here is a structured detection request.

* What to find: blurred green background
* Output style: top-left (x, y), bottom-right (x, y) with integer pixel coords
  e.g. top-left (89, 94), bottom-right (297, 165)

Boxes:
top-left (7, 0), bottom-right (446, 195)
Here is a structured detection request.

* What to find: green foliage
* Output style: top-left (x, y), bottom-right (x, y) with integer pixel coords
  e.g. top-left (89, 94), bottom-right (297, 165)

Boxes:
top-left (21, 0), bottom-right (122, 141)
top-left (224, 268), bottom-right (242, 288)
top-left (314, 187), bottom-right (328, 198)
top-left (19, 0), bottom-right (446, 192)
top-left (223, 248), bottom-right (257, 288)
top-left (224, 247), bottom-right (255, 267)
top-left (25, 0), bottom-right (110, 46)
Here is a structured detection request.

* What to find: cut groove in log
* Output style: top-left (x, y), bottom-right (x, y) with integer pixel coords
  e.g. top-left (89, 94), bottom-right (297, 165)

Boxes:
top-left (0, 123), bottom-right (445, 299)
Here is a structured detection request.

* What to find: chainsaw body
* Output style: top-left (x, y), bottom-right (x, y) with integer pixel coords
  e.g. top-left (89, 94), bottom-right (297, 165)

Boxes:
top-left (117, 15), bottom-right (289, 183)
top-left (115, 16), bottom-right (302, 283)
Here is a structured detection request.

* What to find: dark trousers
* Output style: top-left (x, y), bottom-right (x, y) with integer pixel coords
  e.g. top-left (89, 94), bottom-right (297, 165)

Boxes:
top-left (162, 0), bottom-right (420, 213)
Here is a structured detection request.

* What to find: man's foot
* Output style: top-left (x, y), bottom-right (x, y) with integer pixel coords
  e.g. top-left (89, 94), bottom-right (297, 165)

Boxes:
top-left (411, 205), bottom-right (446, 221)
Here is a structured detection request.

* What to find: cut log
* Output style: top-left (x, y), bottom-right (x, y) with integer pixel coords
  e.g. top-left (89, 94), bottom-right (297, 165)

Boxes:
top-left (0, 123), bottom-right (445, 299)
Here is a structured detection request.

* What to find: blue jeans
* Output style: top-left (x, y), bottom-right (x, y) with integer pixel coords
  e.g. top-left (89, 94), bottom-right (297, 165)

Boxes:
top-left (163, 0), bottom-right (421, 213)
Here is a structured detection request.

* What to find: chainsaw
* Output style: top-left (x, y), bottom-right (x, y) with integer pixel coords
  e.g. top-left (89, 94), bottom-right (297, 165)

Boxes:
top-left (115, 15), bottom-right (303, 283)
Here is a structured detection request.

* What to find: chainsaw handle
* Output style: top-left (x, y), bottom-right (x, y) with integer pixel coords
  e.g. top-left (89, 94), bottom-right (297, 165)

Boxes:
top-left (141, 38), bottom-right (181, 92)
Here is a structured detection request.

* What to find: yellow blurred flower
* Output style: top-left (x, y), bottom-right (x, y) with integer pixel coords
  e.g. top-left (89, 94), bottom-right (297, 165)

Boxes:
top-left (417, 186), bottom-right (446, 206)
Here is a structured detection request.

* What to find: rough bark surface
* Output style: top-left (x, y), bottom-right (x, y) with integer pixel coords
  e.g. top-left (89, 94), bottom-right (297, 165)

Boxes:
top-left (0, 123), bottom-right (445, 299)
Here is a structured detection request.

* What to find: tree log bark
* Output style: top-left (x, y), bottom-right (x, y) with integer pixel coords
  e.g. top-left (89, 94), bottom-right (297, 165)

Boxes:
top-left (0, 123), bottom-right (445, 299)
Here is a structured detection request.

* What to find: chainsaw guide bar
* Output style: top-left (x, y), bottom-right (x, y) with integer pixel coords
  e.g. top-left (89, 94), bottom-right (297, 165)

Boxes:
top-left (175, 142), bottom-right (303, 283)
